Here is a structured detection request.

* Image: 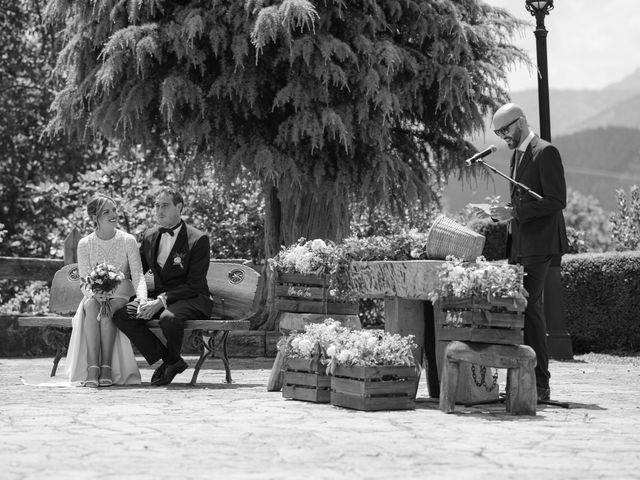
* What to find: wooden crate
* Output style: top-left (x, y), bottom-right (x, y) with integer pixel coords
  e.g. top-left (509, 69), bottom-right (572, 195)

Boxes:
top-left (330, 365), bottom-right (418, 411)
top-left (283, 357), bottom-right (331, 403)
top-left (437, 295), bottom-right (526, 346)
top-left (275, 273), bottom-right (358, 315)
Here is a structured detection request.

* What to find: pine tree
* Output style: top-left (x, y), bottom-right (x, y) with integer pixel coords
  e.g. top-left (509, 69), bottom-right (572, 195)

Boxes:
top-left (46, 0), bottom-right (526, 257)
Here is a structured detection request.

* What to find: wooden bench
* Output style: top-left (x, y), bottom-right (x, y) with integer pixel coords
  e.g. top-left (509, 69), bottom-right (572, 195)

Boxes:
top-left (0, 261), bottom-right (262, 385)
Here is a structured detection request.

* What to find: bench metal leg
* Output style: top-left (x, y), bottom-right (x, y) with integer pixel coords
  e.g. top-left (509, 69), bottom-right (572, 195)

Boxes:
top-left (219, 331), bottom-right (231, 383)
top-left (42, 327), bottom-right (69, 377)
top-left (51, 347), bottom-right (67, 377)
top-left (188, 330), bottom-right (232, 385)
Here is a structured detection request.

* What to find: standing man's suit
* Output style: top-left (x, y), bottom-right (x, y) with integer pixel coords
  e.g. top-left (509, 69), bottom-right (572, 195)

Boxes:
top-left (508, 134), bottom-right (568, 393)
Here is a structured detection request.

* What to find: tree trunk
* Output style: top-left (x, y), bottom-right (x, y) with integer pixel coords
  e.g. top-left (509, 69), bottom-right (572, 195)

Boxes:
top-left (278, 178), bottom-right (350, 245)
top-left (255, 178), bottom-right (350, 331)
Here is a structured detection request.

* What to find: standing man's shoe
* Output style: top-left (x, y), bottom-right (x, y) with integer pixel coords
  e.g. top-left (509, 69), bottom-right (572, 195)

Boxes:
top-left (152, 358), bottom-right (188, 386)
top-left (537, 387), bottom-right (551, 402)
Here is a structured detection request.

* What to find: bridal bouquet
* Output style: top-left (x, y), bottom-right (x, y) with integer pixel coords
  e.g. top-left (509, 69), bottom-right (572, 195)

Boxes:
top-left (83, 262), bottom-right (125, 321)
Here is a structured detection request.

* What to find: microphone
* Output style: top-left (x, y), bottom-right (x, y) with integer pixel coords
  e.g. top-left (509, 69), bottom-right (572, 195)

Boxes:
top-left (465, 145), bottom-right (497, 166)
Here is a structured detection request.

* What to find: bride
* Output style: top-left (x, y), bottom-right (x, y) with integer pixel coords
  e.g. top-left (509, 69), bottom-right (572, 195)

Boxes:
top-left (66, 194), bottom-right (147, 387)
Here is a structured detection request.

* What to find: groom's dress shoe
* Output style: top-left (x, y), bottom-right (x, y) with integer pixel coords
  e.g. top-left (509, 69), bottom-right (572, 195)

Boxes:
top-left (151, 363), bottom-right (167, 384)
top-left (152, 358), bottom-right (188, 386)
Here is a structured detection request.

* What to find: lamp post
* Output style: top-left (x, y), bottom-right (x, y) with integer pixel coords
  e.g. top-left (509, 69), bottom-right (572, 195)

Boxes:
top-left (525, 0), bottom-right (573, 360)
top-left (525, 0), bottom-right (553, 142)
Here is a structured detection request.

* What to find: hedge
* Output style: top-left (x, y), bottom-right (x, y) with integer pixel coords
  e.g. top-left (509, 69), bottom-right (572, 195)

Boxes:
top-left (562, 251), bottom-right (640, 353)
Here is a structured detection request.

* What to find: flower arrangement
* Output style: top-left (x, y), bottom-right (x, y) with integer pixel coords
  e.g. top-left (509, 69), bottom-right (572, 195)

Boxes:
top-left (278, 318), bottom-right (346, 360)
top-left (428, 255), bottom-right (526, 302)
top-left (84, 262), bottom-right (125, 295)
top-left (268, 238), bottom-right (338, 276)
top-left (325, 329), bottom-right (417, 374)
top-left (269, 232), bottom-right (434, 302)
top-left (278, 319), bottom-right (417, 373)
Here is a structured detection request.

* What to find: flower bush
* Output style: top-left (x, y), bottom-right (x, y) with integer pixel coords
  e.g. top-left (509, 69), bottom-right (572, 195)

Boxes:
top-left (428, 256), bottom-right (526, 302)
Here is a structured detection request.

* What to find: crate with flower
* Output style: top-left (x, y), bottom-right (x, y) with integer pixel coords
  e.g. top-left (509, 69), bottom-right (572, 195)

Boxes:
top-left (429, 256), bottom-right (527, 346)
top-left (280, 319), bottom-right (348, 403)
top-left (326, 329), bottom-right (419, 411)
top-left (269, 238), bottom-right (358, 316)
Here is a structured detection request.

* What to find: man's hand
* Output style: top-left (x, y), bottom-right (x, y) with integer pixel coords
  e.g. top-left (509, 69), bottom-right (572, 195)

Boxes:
top-left (490, 204), bottom-right (515, 221)
top-left (469, 204), bottom-right (492, 219)
top-left (138, 298), bottom-right (164, 319)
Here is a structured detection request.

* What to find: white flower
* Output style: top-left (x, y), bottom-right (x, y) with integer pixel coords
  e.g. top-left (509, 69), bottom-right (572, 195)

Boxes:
top-left (298, 338), bottom-right (313, 356)
top-left (310, 239), bottom-right (327, 250)
top-left (338, 349), bottom-right (352, 363)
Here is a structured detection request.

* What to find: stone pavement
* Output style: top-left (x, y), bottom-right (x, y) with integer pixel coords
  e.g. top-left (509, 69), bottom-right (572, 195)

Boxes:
top-left (1, 354), bottom-right (640, 480)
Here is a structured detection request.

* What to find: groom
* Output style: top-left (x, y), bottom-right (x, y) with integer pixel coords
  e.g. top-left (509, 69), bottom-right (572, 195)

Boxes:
top-left (113, 188), bottom-right (213, 386)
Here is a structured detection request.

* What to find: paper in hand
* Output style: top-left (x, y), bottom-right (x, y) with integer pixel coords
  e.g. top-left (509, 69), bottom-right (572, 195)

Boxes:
top-left (468, 203), bottom-right (493, 216)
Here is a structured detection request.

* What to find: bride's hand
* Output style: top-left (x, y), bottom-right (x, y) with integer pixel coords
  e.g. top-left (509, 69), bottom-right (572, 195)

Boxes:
top-left (93, 292), bottom-right (109, 302)
top-left (138, 298), bottom-right (163, 319)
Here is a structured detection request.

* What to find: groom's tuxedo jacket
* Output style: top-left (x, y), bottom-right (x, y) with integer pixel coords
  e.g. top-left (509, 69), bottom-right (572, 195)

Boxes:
top-left (140, 221), bottom-right (213, 317)
top-left (507, 135), bottom-right (569, 261)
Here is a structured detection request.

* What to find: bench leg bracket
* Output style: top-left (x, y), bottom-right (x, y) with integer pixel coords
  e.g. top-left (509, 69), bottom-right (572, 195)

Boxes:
top-left (188, 330), bottom-right (232, 385)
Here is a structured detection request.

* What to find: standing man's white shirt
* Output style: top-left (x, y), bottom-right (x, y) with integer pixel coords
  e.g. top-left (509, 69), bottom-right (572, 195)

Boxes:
top-left (514, 130), bottom-right (536, 178)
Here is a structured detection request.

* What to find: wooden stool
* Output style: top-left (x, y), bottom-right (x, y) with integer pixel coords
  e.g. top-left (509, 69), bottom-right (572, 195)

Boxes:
top-left (439, 341), bottom-right (537, 415)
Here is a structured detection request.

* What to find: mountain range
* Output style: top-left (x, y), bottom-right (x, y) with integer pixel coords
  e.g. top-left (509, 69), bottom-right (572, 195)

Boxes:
top-left (442, 68), bottom-right (640, 213)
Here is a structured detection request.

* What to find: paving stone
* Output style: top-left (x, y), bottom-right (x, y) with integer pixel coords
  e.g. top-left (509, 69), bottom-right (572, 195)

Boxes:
top-left (0, 354), bottom-right (639, 479)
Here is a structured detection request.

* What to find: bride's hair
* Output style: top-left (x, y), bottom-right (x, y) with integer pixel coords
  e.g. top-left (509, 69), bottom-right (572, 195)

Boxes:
top-left (87, 194), bottom-right (116, 228)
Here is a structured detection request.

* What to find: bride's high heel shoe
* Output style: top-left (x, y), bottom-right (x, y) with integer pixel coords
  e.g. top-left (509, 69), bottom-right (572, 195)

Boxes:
top-left (99, 365), bottom-right (113, 387)
top-left (84, 366), bottom-right (100, 388)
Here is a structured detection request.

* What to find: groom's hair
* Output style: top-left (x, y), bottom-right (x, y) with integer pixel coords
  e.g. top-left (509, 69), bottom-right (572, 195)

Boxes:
top-left (157, 188), bottom-right (184, 211)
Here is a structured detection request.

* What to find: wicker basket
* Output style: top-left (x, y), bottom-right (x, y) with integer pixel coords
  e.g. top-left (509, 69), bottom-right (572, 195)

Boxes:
top-left (426, 215), bottom-right (485, 261)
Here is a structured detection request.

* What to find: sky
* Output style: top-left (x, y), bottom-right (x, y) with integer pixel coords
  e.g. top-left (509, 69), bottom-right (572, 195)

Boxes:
top-left (484, 0), bottom-right (640, 92)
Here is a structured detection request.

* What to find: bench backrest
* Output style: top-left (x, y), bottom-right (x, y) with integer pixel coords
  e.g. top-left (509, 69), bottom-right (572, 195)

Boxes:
top-left (49, 262), bottom-right (262, 320)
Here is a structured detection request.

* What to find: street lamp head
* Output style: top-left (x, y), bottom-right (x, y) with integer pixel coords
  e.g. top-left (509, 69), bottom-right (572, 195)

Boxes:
top-left (525, 0), bottom-right (554, 16)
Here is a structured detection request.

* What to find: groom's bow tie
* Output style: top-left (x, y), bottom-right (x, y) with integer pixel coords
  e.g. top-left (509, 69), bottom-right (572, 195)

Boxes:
top-left (159, 223), bottom-right (180, 236)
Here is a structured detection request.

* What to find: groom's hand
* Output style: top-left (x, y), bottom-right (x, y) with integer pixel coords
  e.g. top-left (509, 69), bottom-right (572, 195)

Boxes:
top-left (138, 298), bottom-right (164, 319)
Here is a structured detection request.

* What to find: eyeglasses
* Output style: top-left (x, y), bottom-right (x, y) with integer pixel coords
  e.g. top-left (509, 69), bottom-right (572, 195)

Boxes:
top-left (494, 117), bottom-right (521, 137)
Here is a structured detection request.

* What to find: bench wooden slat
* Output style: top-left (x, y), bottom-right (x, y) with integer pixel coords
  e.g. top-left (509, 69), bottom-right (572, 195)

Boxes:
top-left (147, 319), bottom-right (251, 331)
top-left (0, 256), bottom-right (63, 283)
top-left (0, 316), bottom-right (252, 332)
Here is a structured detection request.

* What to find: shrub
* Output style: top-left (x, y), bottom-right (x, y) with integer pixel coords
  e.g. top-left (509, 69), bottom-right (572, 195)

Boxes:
top-left (610, 185), bottom-right (640, 252)
top-left (564, 188), bottom-right (612, 252)
top-left (562, 251), bottom-right (640, 353)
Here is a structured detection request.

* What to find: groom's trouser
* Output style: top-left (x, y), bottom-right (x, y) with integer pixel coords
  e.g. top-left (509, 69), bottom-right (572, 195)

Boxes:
top-left (113, 298), bottom-right (205, 365)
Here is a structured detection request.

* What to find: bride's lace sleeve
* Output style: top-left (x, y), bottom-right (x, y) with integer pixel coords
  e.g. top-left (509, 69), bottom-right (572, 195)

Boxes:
top-left (125, 233), bottom-right (147, 301)
top-left (77, 236), bottom-right (92, 298)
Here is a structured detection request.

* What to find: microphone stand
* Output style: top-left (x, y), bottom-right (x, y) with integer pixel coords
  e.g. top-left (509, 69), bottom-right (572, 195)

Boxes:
top-left (473, 159), bottom-right (543, 200)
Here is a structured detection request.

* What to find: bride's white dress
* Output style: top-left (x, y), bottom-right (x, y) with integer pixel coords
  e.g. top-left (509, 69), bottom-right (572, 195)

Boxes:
top-left (65, 229), bottom-right (147, 385)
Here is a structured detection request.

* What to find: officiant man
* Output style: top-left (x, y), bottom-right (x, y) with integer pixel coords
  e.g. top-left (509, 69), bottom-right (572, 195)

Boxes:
top-left (484, 103), bottom-right (568, 402)
top-left (113, 188), bottom-right (213, 386)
